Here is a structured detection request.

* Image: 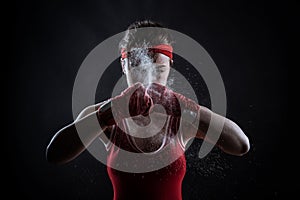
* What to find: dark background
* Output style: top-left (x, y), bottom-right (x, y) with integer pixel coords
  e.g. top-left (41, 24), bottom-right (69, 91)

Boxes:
top-left (12, 0), bottom-right (290, 199)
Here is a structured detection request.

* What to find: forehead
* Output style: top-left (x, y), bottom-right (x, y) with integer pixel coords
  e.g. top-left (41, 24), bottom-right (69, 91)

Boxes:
top-left (127, 52), bottom-right (170, 65)
top-left (128, 48), bottom-right (170, 59)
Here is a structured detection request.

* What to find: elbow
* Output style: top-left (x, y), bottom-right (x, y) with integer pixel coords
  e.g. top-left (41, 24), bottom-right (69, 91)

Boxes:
top-left (46, 144), bottom-right (69, 165)
top-left (237, 137), bottom-right (250, 156)
top-left (234, 125), bottom-right (250, 156)
top-left (45, 145), bottom-right (60, 164)
top-left (225, 120), bottom-right (251, 156)
top-left (218, 137), bottom-right (250, 156)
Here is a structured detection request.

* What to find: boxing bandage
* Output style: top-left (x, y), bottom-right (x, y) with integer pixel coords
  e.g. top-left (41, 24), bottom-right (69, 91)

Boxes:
top-left (147, 83), bottom-right (200, 125)
top-left (97, 83), bottom-right (153, 127)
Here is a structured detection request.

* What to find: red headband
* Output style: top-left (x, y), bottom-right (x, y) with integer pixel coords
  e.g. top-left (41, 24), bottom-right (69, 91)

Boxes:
top-left (121, 44), bottom-right (173, 60)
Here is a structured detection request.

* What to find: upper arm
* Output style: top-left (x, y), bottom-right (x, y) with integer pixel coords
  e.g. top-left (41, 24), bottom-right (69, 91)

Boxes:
top-left (98, 125), bottom-right (114, 151)
top-left (180, 118), bottom-right (205, 147)
top-left (181, 106), bottom-right (250, 156)
top-left (180, 106), bottom-right (211, 144)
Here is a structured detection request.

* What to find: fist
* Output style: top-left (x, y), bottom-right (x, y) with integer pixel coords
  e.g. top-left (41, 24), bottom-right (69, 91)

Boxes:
top-left (111, 83), bottom-right (153, 121)
top-left (146, 83), bottom-right (181, 117)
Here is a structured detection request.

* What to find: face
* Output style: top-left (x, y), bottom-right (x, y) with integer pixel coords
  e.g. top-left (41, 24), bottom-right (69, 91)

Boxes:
top-left (122, 52), bottom-right (171, 87)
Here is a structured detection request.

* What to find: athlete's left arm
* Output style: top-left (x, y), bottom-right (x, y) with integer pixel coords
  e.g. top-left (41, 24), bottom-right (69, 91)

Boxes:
top-left (181, 106), bottom-right (250, 156)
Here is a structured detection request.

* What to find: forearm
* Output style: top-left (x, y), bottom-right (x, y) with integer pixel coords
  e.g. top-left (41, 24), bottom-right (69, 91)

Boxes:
top-left (46, 111), bottom-right (108, 164)
top-left (75, 102), bottom-right (108, 121)
top-left (47, 83), bottom-right (150, 165)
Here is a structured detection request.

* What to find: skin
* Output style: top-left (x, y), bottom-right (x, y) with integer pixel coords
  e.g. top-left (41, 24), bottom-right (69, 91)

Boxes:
top-left (122, 53), bottom-right (172, 86)
top-left (46, 52), bottom-right (250, 165)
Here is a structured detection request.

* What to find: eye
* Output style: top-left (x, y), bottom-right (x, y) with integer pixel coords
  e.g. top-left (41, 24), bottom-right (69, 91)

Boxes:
top-left (156, 67), bottom-right (166, 73)
top-left (151, 53), bottom-right (158, 62)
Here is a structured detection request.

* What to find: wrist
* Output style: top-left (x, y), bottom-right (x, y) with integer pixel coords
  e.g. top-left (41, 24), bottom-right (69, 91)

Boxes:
top-left (97, 100), bottom-right (116, 127)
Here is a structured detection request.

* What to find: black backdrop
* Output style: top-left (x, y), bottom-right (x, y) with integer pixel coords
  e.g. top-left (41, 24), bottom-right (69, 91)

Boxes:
top-left (12, 0), bottom-right (289, 199)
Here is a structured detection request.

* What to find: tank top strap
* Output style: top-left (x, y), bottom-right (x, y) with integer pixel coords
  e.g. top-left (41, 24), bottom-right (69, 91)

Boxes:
top-left (168, 116), bottom-right (186, 151)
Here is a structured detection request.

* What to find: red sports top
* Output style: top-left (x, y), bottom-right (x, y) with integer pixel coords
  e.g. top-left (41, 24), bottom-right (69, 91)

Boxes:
top-left (102, 115), bottom-right (186, 200)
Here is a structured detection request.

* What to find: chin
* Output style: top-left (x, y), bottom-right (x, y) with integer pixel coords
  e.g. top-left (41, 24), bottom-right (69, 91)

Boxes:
top-left (145, 80), bottom-right (166, 87)
top-left (155, 81), bottom-right (167, 86)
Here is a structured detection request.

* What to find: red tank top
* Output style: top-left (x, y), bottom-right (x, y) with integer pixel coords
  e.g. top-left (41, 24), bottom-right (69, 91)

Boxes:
top-left (104, 115), bottom-right (186, 200)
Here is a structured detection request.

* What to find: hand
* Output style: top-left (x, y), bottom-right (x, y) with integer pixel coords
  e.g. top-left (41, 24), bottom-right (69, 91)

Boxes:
top-left (111, 82), bottom-right (153, 121)
top-left (146, 83), bottom-right (181, 117)
top-left (146, 83), bottom-right (200, 123)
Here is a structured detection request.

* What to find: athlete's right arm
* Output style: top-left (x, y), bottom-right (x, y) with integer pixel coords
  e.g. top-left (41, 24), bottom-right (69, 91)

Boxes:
top-left (46, 83), bottom-right (151, 165)
top-left (46, 105), bottom-right (110, 165)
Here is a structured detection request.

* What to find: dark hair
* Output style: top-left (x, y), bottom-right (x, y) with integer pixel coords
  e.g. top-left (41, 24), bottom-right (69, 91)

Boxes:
top-left (119, 20), bottom-right (173, 53)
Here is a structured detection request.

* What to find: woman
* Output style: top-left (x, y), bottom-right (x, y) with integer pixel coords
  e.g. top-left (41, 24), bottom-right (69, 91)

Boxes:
top-left (46, 20), bottom-right (250, 200)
